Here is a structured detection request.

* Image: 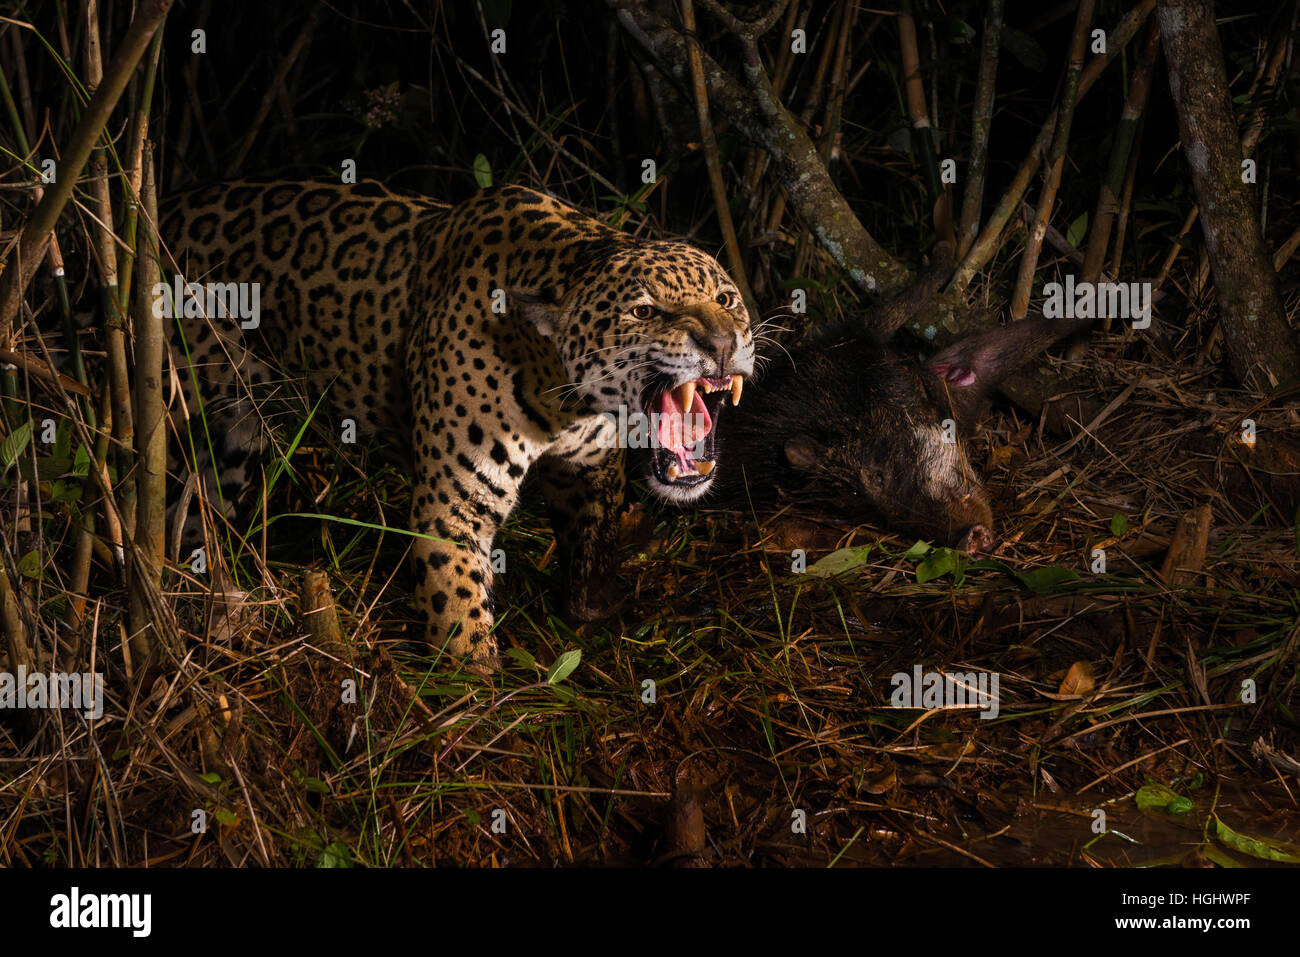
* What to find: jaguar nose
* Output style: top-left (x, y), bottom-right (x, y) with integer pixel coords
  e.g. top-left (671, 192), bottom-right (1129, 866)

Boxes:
top-left (691, 329), bottom-right (735, 373)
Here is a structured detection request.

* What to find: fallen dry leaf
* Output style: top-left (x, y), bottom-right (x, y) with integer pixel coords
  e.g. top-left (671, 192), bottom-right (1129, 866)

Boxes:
top-left (1058, 661), bottom-right (1095, 697)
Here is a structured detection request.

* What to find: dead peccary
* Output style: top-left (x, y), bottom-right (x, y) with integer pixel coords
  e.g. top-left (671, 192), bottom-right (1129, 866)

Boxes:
top-left (718, 309), bottom-right (1091, 552)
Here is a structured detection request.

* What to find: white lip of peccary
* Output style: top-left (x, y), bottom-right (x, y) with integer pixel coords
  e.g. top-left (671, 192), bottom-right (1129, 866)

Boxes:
top-left (721, 295), bottom-right (1095, 552)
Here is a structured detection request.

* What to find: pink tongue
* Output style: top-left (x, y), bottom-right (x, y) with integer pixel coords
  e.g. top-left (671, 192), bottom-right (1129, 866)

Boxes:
top-left (658, 385), bottom-right (713, 458)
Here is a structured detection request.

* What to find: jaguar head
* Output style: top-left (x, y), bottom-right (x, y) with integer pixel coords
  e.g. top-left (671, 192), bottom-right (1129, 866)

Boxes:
top-left (516, 240), bottom-right (755, 503)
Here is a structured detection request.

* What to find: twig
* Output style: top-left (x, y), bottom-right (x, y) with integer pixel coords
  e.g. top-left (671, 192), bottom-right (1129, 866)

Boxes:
top-left (1081, 20), bottom-right (1160, 287)
top-left (949, 0), bottom-right (1156, 302)
top-left (680, 0), bottom-right (755, 312)
top-left (612, 0), bottom-right (909, 294)
top-left (0, 0), bottom-right (174, 344)
top-left (1009, 0), bottom-right (1095, 318)
top-left (226, 6), bottom-right (320, 177)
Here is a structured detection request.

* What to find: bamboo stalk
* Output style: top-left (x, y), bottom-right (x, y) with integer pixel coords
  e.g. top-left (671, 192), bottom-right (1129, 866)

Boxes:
top-left (130, 147), bottom-right (164, 664)
top-left (1009, 0), bottom-right (1096, 319)
top-left (949, 0), bottom-right (1155, 299)
top-left (898, 1), bottom-right (952, 245)
top-left (764, 0), bottom-right (847, 276)
top-left (817, 0), bottom-right (853, 167)
top-left (0, 0), bottom-right (174, 344)
top-left (680, 0), bottom-right (755, 313)
top-left (739, 0), bottom-right (803, 221)
top-left (66, 389), bottom-right (114, 637)
top-left (1082, 20), bottom-right (1160, 287)
top-left (1057, 18), bottom-right (1159, 357)
top-left (84, 0), bottom-right (136, 547)
top-left (956, 0), bottom-right (1004, 259)
top-left (7, 24), bottom-right (36, 147)
top-left (1108, 116), bottom-right (1143, 278)
top-left (0, 546), bottom-right (35, 679)
top-left (116, 28), bottom-right (164, 318)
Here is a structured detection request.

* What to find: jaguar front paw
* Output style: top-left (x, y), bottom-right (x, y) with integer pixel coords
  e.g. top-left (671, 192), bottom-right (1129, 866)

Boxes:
top-left (562, 567), bottom-right (623, 624)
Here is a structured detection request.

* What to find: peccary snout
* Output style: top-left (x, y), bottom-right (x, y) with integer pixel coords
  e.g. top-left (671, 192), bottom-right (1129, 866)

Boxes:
top-left (719, 307), bottom-right (1091, 551)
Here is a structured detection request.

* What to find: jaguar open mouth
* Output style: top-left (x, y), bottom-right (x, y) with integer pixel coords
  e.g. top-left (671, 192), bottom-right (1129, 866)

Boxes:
top-left (649, 374), bottom-right (743, 487)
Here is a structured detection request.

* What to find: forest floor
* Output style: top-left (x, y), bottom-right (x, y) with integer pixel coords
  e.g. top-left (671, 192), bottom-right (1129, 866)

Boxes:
top-left (4, 342), bottom-right (1300, 868)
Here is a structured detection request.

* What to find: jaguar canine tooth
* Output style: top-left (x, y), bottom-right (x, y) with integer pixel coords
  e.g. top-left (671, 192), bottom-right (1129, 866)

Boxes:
top-left (677, 380), bottom-right (696, 412)
top-left (696, 460), bottom-right (716, 476)
top-left (666, 463), bottom-right (681, 481)
top-left (730, 374), bottom-right (743, 405)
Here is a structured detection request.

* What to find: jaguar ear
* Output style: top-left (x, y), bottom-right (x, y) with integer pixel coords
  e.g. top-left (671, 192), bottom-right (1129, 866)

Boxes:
top-left (510, 289), bottom-right (562, 339)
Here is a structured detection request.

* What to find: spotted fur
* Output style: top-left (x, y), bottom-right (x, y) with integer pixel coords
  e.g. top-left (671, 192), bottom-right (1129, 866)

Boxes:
top-left (160, 180), bottom-right (754, 663)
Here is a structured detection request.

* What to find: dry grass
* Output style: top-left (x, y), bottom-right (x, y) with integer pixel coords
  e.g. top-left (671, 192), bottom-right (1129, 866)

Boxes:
top-left (4, 320), bottom-right (1297, 867)
top-left (2, 0), bottom-right (1299, 870)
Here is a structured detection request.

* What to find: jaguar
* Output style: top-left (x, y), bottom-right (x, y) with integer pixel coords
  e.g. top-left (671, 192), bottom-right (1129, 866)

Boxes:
top-left (159, 179), bottom-right (755, 664)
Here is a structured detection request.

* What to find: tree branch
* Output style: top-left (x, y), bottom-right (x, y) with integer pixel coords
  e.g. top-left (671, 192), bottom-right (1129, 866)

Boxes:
top-left (611, 0), bottom-right (910, 295)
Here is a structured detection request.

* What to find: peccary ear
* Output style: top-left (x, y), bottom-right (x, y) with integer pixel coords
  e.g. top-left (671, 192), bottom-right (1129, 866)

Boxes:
top-left (510, 289), bottom-right (562, 338)
top-left (923, 312), bottom-right (1091, 422)
top-left (784, 435), bottom-right (825, 469)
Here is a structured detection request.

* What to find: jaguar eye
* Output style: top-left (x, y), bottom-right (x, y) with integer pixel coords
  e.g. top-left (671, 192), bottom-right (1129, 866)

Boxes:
top-left (631, 304), bottom-right (656, 319)
top-left (716, 290), bottom-right (736, 309)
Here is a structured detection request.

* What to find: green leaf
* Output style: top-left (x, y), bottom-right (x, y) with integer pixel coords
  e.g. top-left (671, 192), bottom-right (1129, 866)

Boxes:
top-left (17, 550), bottom-right (41, 579)
top-left (1214, 816), bottom-right (1300, 863)
top-left (71, 443), bottom-right (91, 478)
top-left (1200, 844), bottom-right (1243, 868)
top-left (1135, 783), bottom-right (1192, 817)
top-left (1014, 566), bottom-right (1079, 593)
top-left (946, 15), bottom-right (975, 44)
top-left (805, 545), bottom-right (873, 578)
top-left (291, 828), bottom-right (324, 852)
top-left (903, 540), bottom-right (931, 561)
top-left (54, 417), bottom-right (71, 459)
top-left (472, 153), bottom-right (493, 189)
top-left (549, 683), bottom-right (576, 704)
top-left (1066, 213), bottom-right (1088, 249)
top-left (546, 649), bottom-right (581, 685)
top-left (1109, 512), bottom-right (1128, 537)
top-left (915, 547), bottom-right (966, 584)
top-left (1001, 26), bottom-right (1046, 71)
top-left (317, 841), bottom-right (353, 868)
top-left (1, 421), bottom-right (31, 474)
top-left (199, 771), bottom-right (223, 785)
top-left (213, 808), bottom-right (238, 826)
top-left (503, 646), bottom-right (536, 670)
top-left (49, 480), bottom-right (83, 503)
top-left (300, 776), bottom-right (330, 795)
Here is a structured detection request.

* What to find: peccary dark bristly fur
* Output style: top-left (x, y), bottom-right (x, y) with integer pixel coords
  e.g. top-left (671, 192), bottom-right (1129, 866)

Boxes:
top-left (720, 272), bottom-right (1092, 553)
